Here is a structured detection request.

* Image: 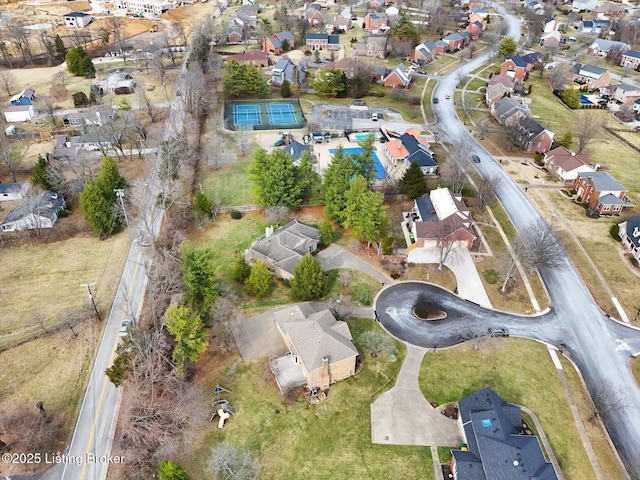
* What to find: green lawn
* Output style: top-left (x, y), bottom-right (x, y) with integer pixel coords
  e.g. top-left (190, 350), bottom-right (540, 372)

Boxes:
top-left (419, 338), bottom-right (596, 480)
top-left (187, 319), bottom-right (430, 480)
top-left (201, 161), bottom-right (255, 207)
top-left (325, 269), bottom-right (382, 306)
top-left (466, 78), bottom-right (488, 91)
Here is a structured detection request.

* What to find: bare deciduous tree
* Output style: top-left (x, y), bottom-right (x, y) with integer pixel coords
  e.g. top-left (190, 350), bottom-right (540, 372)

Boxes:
top-left (207, 442), bottom-right (261, 480)
top-left (41, 96), bottom-right (60, 127)
top-left (359, 330), bottom-right (394, 357)
top-left (0, 69), bottom-right (16, 96)
top-left (264, 206), bottom-right (290, 225)
top-left (457, 321), bottom-right (490, 350)
top-left (441, 143), bottom-right (469, 194)
top-left (583, 380), bottom-right (628, 422)
top-left (548, 63), bottom-right (571, 91)
top-left (501, 219), bottom-right (566, 293)
top-left (474, 173), bottom-right (502, 210)
top-left (574, 110), bottom-right (605, 153)
top-left (0, 136), bottom-right (28, 182)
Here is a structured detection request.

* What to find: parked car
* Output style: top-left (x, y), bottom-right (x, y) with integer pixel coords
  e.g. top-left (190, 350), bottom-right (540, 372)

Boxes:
top-left (433, 97), bottom-right (439, 104)
top-left (353, 99), bottom-right (365, 106)
top-left (488, 327), bottom-right (509, 337)
top-left (472, 154), bottom-right (481, 163)
top-left (371, 112), bottom-right (379, 121)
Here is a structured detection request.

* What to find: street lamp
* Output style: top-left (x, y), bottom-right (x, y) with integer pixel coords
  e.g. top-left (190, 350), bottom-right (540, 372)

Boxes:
top-left (114, 188), bottom-right (129, 228)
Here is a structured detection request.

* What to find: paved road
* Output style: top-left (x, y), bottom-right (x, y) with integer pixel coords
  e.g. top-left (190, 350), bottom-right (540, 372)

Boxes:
top-left (414, 3), bottom-right (640, 476)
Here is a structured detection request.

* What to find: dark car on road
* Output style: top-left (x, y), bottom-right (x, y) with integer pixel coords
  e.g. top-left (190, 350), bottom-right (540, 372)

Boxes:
top-left (488, 327), bottom-right (509, 337)
top-left (433, 97), bottom-right (439, 104)
top-left (472, 154), bottom-right (481, 163)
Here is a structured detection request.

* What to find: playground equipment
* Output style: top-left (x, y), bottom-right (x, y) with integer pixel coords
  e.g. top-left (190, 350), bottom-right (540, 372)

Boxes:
top-left (209, 385), bottom-right (235, 429)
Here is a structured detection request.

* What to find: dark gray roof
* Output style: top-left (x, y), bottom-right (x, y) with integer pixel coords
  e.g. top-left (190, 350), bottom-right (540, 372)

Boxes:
top-left (415, 197), bottom-right (437, 221)
top-left (516, 117), bottom-right (546, 140)
top-left (494, 97), bottom-right (526, 121)
top-left (577, 171), bottom-right (626, 192)
top-left (282, 140), bottom-right (309, 162)
top-left (624, 50), bottom-right (640, 59)
top-left (573, 63), bottom-right (608, 77)
top-left (0, 182), bottom-right (28, 195)
top-left (521, 52), bottom-right (543, 65)
top-left (598, 193), bottom-right (625, 206)
top-left (506, 55), bottom-right (526, 67)
top-left (621, 216), bottom-right (640, 248)
top-left (64, 11), bottom-right (91, 17)
top-left (398, 132), bottom-right (436, 169)
top-left (454, 388), bottom-right (559, 480)
top-left (1, 191), bottom-right (65, 226)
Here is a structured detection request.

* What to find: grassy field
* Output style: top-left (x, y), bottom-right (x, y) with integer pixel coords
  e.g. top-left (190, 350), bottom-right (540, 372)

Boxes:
top-left (184, 318), bottom-right (427, 480)
top-left (201, 161), bottom-right (256, 207)
top-left (419, 338), bottom-right (597, 480)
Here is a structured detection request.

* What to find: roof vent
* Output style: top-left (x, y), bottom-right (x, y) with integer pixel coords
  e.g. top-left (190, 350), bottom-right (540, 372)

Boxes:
top-left (513, 460), bottom-right (519, 467)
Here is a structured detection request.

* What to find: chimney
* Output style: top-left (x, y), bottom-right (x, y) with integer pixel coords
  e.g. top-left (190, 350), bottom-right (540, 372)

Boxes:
top-left (319, 356), bottom-right (331, 389)
top-left (265, 225), bottom-right (274, 237)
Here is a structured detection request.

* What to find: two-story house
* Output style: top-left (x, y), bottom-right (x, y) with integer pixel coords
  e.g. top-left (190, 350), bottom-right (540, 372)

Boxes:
top-left (588, 39), bottom-right (630, 57)
top-left (621, 50), bottom-right (640, 69)
top-left (571, 63), bottom-right (611, 89)
top-left (383, 63), bottom-right (412, 88)
top-left (500, 55), bottom-right (528, 81)
top-left (618, 216), bottom-right (640, 263)
top-left (543, 146), bottom-right (594, 183)
top-left (364, 12), bottom-right (389, 33)
top-left (573, 171), bottom-right (633, 216)
top-left (263, 31), bottom-right (295, 54)
top-left (305, 33), bottom-right (340, 51)
top-left (353, 37), bottom-right (388, 59)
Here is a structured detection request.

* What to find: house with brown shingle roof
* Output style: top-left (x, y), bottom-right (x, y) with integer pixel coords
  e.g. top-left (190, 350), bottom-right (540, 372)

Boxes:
top-left (543, 146), bottom-right (594, 183)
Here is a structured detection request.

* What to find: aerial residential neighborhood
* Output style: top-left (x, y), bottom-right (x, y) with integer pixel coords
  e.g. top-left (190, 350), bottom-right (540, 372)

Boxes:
top-left (1, 0), bottom-right (640, 478)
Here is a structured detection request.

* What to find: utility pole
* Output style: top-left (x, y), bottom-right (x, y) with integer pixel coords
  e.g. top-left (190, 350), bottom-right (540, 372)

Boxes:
top-left (81, 283), bottom-right (102, 322)
top-left (114, 188), bottom-right (129, 228)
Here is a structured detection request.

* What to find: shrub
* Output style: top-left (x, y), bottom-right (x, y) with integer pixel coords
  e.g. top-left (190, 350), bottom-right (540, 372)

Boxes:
top-left (381, 237), bottom-right (394, 255)
top-left (230, 211), bottom-right (242, 219)
top-left (610, 224), bottom-right (621, 240)
top-left (483, 269), bottom-right (499, 284)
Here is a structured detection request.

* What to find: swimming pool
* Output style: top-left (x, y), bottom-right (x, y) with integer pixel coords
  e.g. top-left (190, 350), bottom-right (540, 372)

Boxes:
top-left (580, 95), bottom-right (594, 105)
top-left (329, 147), bottom-right (386, 180)
top-left (353, 133), bottom-right (377, 141)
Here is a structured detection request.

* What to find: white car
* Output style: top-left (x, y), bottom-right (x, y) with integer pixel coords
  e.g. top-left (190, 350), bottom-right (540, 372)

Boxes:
top-left (371, 112), bottom-right (379, 121)
top-left (119, 319), bottom-right (131, 337)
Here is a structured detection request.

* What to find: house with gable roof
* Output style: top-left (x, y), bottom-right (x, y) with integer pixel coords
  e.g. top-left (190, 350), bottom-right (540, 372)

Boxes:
top-left (618, 216), bottom-right (640, 263)
top-left (491, 96), bottom-right (528, 125)
top-left (9, 88), bottom-right (36, 106)
top-left (281, 140), bottom-right (310, 165)
top-left (513, 117), bottom-right (554, 153)
top-left (246, 220), bottom-right (321, 279)
top-left (450, 387), bottom-right (559, 480)
top-left (383, 63), bottom-right (413, 88)
top-left (270, 58), bottom-right (306, 85)
top-left (384, 129), bottom-right (437, 175)
top-left (0, 182), bottom-right (30, 202)
top-left (573, 171), bottom-right (634, 216)
top-left (364, 12), bottom-right (389, 33)
top-left (572, 0), bottom-right (598, 11)
top-left (273, 304), bottom-right (359, 391)
top-left (403, 187), bottom-right (476, 249)
top-left (263, 31), bottom-right (295, 54)
top-left (466, 20), bottom-right (484, 40)
top-left (1, 191), bottom-right (66, 233)
top-left (353, 37), bottom-right (388, 59)
top-left (543, 146), bottom-right (594, 183)
top-left (305, 32), bottom-right (340, 51)
top-left (577, 19), bottom-right (609, 33)
top-left (304, 4), bottom-right (325, 26)
top-left (571, 63), bottom-right (611, 89)
top-left (325, 15), bottom-right (351, 34)
top-left (539, 31), bottom-right (562, 48)
top-left (441, 32), bottom-right (468, 52)
top-left (621, 50), bottom-right (640, 69)
top-left (500, 55), bottom-right (528, 81)
top-left (3, 105), bottom-right (35, 123)
top-left (64, 11), bottom-right (93, 28)
top-left (588, 39), bottom-right (630, 57)
top-left (612, 84), bottom-right (640, 105)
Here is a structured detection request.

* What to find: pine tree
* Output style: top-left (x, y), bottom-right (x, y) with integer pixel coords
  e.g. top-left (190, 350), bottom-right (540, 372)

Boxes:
top-left (54, 34), bottom-right (67, 59)
top-left (497, 37), bottom-right (517, 58)
top-left (557, 131), bottom-right (573, 149)
top-left (296, 151), bottom-right (321, 203)
top-left (232, 255), bottom-right (252, 283)
top-left (65, 46), bottom-right (95, 77)
top-left (244, 261), bottom-right (271, 297)
top-left (280, 79), bottom-right (292, 98)
top-left (157, 460), bottom-right (191, 480)
top-left (291, 254), bottom-right (327, 300)
top-left (31, 155), bottom-right (55, 191)
top-left (165, 304), bottom-right (208, 377)
top-left (192, 191), bottom-right (213, 219)
top-left (180, 243), bottom-right (218, 314)
top-left (319, 220), bottom-right (334, 245)
top-left (399, 161), bottom-right (427, 200)
top-left (343, 176), bottom-right (387, 247)
top-left (249, 149), bottom-right (303, 208)
top-left (323, 146), bottom-right (358, 223)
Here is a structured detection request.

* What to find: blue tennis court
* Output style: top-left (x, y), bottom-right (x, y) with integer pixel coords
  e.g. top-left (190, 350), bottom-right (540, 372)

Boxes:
top-left (329, 147), bottom-right (386, 180)
top-left (267, 104), bottom-right (297, 125)
top-left (233, 104), bottom-right (262, 126)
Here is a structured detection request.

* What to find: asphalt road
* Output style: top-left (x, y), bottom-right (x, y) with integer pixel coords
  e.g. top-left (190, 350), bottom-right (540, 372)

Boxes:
top-left (396, 3), bottom-right (640, 476)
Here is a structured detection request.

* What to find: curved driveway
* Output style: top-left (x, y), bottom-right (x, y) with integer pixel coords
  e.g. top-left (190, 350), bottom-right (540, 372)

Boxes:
top-left (395, 3), bottom-right (640, 476)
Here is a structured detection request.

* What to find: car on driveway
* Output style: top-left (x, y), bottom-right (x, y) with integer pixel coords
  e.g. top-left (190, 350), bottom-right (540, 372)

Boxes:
top-left (488, 327), bottom-right (509, 337)
top-left (472, 154), bottom-right (481, 163)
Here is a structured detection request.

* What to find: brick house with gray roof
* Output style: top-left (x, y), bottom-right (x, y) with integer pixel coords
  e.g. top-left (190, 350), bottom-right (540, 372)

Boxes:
top-left (451, 387), bottom-right (559, 480)
top-left (573, 171), bottom-right (634, 216)
top-left (571, 63), bottom-right (611, 89)
top-left (263, 31), bottom-right (295, 54)
top-left (246, 220), bottom-right (321, 279)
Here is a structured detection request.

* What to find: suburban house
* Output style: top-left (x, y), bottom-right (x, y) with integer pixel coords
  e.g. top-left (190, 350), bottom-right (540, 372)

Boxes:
top-left (634, 98), bottom-right (640, 114)
top-left (3, 105), bottom-right (35, 123)
top-left (587, 39), bottom-right (630, 57)
top-left (412, 41), bottom-right (438, 64)
top-left (384, 129), bottom-right (437, 175)
top-left (305, 5), bottom-right (325, 26)
top-left (618, 216), bottom-right (640, 263)
top-left (571, 63), bottom-right (611, 89)
top-left (353, 37), bottom-right (388, 59)
top-left (9, 88), bottom-right (36, 106)
top-left (513, 117), bottom-right (554, 153)
top-left (226, 50), bottom-right (268, 67)
top-left (593, 2), bottom-right (625, 17)
top-left (94, 71), bottom-right (136, 94)
top-left (270, 58), bottom-right (306, 85)
top-left (62, 106), bottom-right (117, 127)
top-left (272, 304), bottom-right (359, 391)
top-left (325, 58), bottom-right (371, 79)
top-left (263, 31), bottom-right (295, 54)
top-left (324, 16), bottom-right (351, 33)
top-left (226, 24), bottom-right (243, 43)
top-left (500, 55), bottom-right (528, 81)
top-left (404, 187), bottom-right (476, 249)
top-left (233, 4), bottom-right (260, 29)
top-left (485, 81), bottom-right (514, 106)
top-left (441, 32), bottom-right (469, 52)
top-left (521, 52), bottom-right (543, 70)
top-left (544, 17), bottom-right (560, 32)
top-left (364, 12), bottom-right (389, 34)
top-left (450, 388), bottom-right (559, 480)
top-left (577, 19), bottom-right (609, 33)
top-left (523, 0), bottom-right (545, 15)
top-left (491, 96), bottom-right (528, 125)
top-left (613, 84), bottom-right (640, 105)
top-left (573, 171), bottom-right (633, 216)
top-left (572, 0), bottom-right (599, 11)
top-left (305, 32), bottom-right (340, 51)
top-left (246, 220), bottom-right (321, 279)
top-left (543, 146), bottom-right (594, 183)
top-left (539, 31), bottom-right (562, 48)
top-left (0, 182), bottom-right (30, 202)
top-left (383, 63), bottom-right (412, 88)
top-left (63, 12), bottom-right (93, 28)
top-left (466, 21), bottom-right (484, 40)
top-left (621, 50), bottom-right (640, 69)
top-left (0, 191), bottom-right (66, 233)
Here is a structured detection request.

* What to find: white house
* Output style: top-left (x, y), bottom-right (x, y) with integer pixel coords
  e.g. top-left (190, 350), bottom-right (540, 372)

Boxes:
top-left (618, 216), bottom-right (640, 262)
top-left (0, 191), bottom-right (66, 233)
top-left (0, 182), bottom-right (30, 202)
top-left (112, 0), bottom-right (173, 15)
top-left (3, 105), bottom-right (35, 123)
top-left (63, 12), bottom-right (93, 28)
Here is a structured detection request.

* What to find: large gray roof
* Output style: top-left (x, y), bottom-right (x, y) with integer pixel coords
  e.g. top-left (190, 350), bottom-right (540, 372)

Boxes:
top-left (1, 191), bottom-right (65, 226)
top-left (577, 171), bottom-right (626, 192)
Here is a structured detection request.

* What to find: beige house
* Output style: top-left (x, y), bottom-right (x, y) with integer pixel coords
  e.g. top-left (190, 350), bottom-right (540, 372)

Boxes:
top-left (246, 220), bottom-right (321, 279)
top-left (274, 305), bottom-right (359, 391)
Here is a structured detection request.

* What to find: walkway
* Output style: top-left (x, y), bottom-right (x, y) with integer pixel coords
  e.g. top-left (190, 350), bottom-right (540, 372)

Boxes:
top-left (316, 243), bottom-right (395, 285)
top-left (370, 345), bottom-right (463, 446)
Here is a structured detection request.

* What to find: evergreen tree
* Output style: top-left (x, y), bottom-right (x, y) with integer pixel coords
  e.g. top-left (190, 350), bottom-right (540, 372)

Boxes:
top-left (158, 460), bottom-right (191, 480)
top-left (192, 191), bottom-right (213, 220)
top-left (31, 155), bottom-right (55, 191)
top-left (54, 34), bottom-right (67, 59)
top-left (497, 37), bottom-right (517, 58)
top-left (244, 261), bottom-right (271, 297)
top-left (65, 46), bottom-right (95, 77)
top-left (311, 68), bottom-right (347, 97)
top-left (105, 342), bottom-right (133, 387)
top-left (399, 161), bottom-right (427, 199)
top-left (280, 79), bottom-right (292, 98)
top-left (223, 60), bottom-right (244, 97)
top-left (79, 157), bottom-right (127, 238)
top-left (249, 149), bottom-right (303, 208)
top-left (319, 220), bottom-right (334, 245)
top-left (296, 151), bottom-right (321, 203)
top-left (557, 131), bottom-right (573, 149)
top-left (165, 304), bottom-right (209, 377)
top-left (323, 146), bottom-right (358, 223)
top-left (290, 254), bottom-right (327, 300)
top-left (393, 16), bottom-right (419, 45)
top-left (180, 243), bottom-right (218, 314)
top-left (351, 134), bottom-right (377, 181)
top-left (343, 176), bottom-right (388, 246)
top-left (246, 63), bottom-right (270, 96)
top-left (232, 255), bottom-right (252, 283)
top-left (72, 91), bottom-right (90, 107)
